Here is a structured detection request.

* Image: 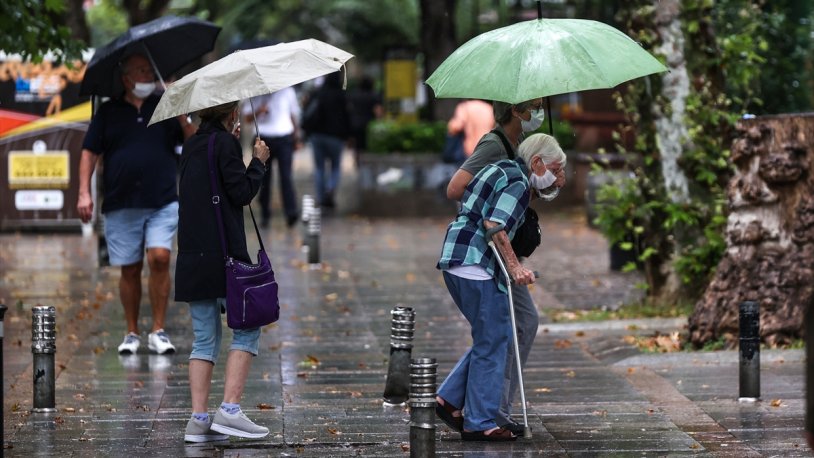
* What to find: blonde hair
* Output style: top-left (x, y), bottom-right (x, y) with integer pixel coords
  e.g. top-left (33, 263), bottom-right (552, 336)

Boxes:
top-left (518, 133), bottom-right (566, 168)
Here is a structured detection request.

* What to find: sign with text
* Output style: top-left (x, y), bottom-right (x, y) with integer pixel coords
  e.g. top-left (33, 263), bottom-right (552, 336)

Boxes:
top-left (8, 150), bottom-right (70, 189)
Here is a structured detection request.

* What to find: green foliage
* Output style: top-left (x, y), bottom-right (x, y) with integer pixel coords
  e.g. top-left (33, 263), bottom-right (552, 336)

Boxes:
top-left (85, 0), bottom-right (129, 48)
top-left (0, 0), bottom-right (86, 63)
top-left (594, 1), bottom-right (766, 299)
top-left (366, 120), bottom-right (446, 154)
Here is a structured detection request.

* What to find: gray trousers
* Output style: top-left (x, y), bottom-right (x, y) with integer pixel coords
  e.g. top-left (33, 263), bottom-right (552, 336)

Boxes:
top-left (496, 282), bottom-right (538, 425)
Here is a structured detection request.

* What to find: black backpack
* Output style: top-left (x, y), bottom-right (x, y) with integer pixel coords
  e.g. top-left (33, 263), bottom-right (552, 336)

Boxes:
top-left (491, 129), bottom-right (541, 258)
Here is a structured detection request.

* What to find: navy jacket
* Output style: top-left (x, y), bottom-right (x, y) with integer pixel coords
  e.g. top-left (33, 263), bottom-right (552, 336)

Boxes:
top-left (174, 121), bottom-right (265, 302)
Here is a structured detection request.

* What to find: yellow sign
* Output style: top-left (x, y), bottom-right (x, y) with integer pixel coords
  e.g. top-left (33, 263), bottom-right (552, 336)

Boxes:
top-left (384, 60), bottom-right (416, 99)
top-left (8, 151), bottom-right (70, 189)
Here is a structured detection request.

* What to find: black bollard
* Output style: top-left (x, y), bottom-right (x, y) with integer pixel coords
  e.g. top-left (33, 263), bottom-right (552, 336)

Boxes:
top-left (31, 306), bottom-right (57, 413)
top-left (306, 207), bottom-right (321, 266)
top-left (739, 300), bottom-right (760, 401)
top-left (409, 358), bottom-right (437, 458)
top-left (1, 302), bottom-right (7, 457)
top-left (383, 306), bottom-right (415, 406)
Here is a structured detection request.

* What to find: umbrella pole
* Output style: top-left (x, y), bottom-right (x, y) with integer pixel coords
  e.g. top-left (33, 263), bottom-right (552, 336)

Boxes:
top-left (248, 98), bottom-right (261, 139)
top-left (142, 46), bottom-right (168, 91)
top-left (546, 97), bottom-right (553, 136)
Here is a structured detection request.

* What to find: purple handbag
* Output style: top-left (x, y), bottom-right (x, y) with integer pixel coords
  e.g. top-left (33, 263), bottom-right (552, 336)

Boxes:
top-left (207, 133), bottom-right (280, 329)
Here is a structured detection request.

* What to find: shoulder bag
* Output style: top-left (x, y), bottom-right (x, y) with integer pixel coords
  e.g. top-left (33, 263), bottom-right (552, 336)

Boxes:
top-left (207, 133), bottom-right (280, 329)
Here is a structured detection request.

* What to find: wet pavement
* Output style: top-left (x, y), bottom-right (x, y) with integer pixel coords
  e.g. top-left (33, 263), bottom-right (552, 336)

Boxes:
top-left (1, 151), bottom-right (811, 457)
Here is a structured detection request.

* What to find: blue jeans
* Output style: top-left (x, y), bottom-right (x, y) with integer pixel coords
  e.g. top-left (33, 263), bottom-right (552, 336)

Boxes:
top-left (188, 298), bottom-right (260, 363)
top-left (258, 134), bottom-right (297, 221)
top-left (309, 133), bottom-right (344, 205)
top-left (438, 272), bottom-right (510, 432)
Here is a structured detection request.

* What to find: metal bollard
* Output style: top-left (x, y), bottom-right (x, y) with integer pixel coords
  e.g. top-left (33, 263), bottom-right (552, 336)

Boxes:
top-left (409, 358), bottom-right (437, 458)
top-left (306, 207), bottom-right (321, 265)
top-left (1, 302), bottom-right (7, 457)
top-left (31, 306), bottom-right (57, 413)
top-left (738, 300), bottom-right (760, 402)
top-left (383, 306), bottom-right (415, 406)
top-left (301, 194), bottom-right (314, 246)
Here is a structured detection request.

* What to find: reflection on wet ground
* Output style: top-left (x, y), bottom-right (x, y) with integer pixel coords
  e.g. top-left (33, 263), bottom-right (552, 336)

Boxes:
top-left (0, 211), bottom-right (808, 456)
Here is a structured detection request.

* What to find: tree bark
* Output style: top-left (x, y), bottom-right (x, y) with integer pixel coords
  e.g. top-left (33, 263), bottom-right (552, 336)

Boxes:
top-left (63, 0), bottom-right (90, 44)
top-left (419, 0), bottom-right (457, 121)
top-left (653, 0), bottom-right (690, 204)
top-left (689, 114), bottom-right (814, 347)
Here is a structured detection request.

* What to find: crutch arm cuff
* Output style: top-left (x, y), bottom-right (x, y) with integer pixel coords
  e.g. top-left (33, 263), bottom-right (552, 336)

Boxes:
top-left (484, 222), bottom-right (505, 239)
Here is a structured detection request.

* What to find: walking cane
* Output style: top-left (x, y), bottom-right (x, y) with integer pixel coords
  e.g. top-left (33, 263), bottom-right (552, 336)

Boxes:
top-left (487, 239), bottom-right (533, 439)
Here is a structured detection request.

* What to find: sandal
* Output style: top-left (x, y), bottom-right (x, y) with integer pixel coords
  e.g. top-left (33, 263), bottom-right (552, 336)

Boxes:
top-left (461, 427), bottom-right (518, 442)
top-left (435, 398), bottom-right (464, 432)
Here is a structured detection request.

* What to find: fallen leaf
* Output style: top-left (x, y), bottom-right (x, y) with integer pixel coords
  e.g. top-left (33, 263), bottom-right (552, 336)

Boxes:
top-left (592, 410), bottom-right (607, 417)
top-left (623, 335), bottom-right (637, 345)
top-left (257, 403), bottom-right (275, 410)
top-left (401, 443), bottom-right (410, 452)
top-left (324, 293), bottom-right (338, 302)
top-left (627, 367), bottom-right (636, 374)
top-left (54, 416), bottom-right (64, 425)
top-left (565, 370), bottom-right (576, 378)
top-left (327, 427), bottom-right (340, 435)
top-left (63, 407), bottom-right (75, 413)
top-left (534, 387), bottom-right (552, 393)
top-left (554, 339), bottom-right (572, 349)
top-left (770, 399), bottom-right (782, 407)
top-left (575, 331), bottom-right (585, 337)
top-left (405, 273), bottom-right (416, 283)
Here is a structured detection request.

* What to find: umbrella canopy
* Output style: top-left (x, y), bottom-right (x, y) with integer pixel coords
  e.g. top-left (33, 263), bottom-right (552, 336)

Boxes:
top-left (425, 18), bottom-right (667, 104)
top-left (80, 15), bottom-right (221, 97)
top-left (148, 39), bottom-right (353, 126)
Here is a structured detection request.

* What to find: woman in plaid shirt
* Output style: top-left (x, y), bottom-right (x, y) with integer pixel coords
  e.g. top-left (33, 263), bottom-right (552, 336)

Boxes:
top-left (435, 134), bottom-right (565, 441)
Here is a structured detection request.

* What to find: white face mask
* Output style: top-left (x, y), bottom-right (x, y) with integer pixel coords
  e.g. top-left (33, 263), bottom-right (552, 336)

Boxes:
top-left (131, 81), bottom-right (156, 99)
top-left (530, 169), bottom-right (557, 190)
top-left (520, 108), bottom-right (545, 132)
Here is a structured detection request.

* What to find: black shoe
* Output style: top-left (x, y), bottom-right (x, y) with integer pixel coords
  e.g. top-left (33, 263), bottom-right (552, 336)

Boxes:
top-left (435, 400), bottom-right (463, 432)
top-left (500, 421), bottom-right (528, 436)
top-left (321, 194), bottom-right (335, 208)
top-left (286, 215), bottom-right (299, 228)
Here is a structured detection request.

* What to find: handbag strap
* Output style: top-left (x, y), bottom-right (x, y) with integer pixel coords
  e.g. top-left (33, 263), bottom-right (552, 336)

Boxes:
top-left (206, 133), bottom-right (266, 260)
top-left (491, 128), bottom-right (516, 160)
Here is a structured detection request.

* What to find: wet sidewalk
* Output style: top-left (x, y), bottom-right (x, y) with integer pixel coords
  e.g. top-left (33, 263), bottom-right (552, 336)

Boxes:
top-left (1, 196), bottom-right (811, 456)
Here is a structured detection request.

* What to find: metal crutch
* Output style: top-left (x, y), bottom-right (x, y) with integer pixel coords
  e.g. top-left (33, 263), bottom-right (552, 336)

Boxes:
top-left (487, 239), bottom-right (533, 439)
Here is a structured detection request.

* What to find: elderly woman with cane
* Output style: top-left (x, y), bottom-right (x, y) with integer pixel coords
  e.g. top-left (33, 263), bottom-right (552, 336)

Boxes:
top-left (435, 133), bottom-right (565, 441)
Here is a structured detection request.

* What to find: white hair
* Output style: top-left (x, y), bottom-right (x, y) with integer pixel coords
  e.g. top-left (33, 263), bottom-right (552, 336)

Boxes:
top-left (518, 133), bottom-right (566, 168)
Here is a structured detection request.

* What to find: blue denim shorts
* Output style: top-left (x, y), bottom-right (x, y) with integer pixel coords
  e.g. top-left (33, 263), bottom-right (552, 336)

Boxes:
top-left (104, 201), bottom-right (179, 266)
top-left (188, 298), bottom-right (260, 363)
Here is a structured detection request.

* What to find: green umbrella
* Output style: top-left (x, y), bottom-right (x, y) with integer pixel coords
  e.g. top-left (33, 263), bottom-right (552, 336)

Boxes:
top-left (426, 18), bottom-right (667, 104)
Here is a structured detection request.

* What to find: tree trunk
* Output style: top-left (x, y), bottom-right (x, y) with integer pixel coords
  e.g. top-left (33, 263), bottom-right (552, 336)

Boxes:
top-left (63, 0), bottom-right (90, 44)
top-left (689, 114), bottom-right (814, 347)
top-left (419, 0), bottom-right (457, 121)
top-left (653, 0), bottom-right (690, 204)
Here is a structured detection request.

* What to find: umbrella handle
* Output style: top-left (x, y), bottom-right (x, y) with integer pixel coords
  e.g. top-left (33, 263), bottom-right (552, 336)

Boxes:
top-left (248, 97), bottom-right (261, 139)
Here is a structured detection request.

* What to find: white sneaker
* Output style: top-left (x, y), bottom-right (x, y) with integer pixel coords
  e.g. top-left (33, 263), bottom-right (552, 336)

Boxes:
top-left (117, 332), bottom-right (141, 354)
top-left (211, 408), bottom-right (269, 439)
top-left (184, 417), bottom-right (229, 443)
top-left (148, 329), bottom-right (176, 354)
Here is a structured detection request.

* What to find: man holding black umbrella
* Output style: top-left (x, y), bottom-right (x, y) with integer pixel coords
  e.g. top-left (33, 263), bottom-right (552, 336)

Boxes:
top-left (77, 52), bottom-right (196, 355)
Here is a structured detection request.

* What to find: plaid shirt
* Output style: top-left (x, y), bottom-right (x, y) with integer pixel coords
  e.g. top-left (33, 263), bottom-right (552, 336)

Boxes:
top-left (437, 159), bottom-right (530, 284)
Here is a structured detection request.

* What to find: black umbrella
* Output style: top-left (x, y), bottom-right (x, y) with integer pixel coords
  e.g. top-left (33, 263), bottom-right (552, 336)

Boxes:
top-left (79, 15), bottom-right (221, 97)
